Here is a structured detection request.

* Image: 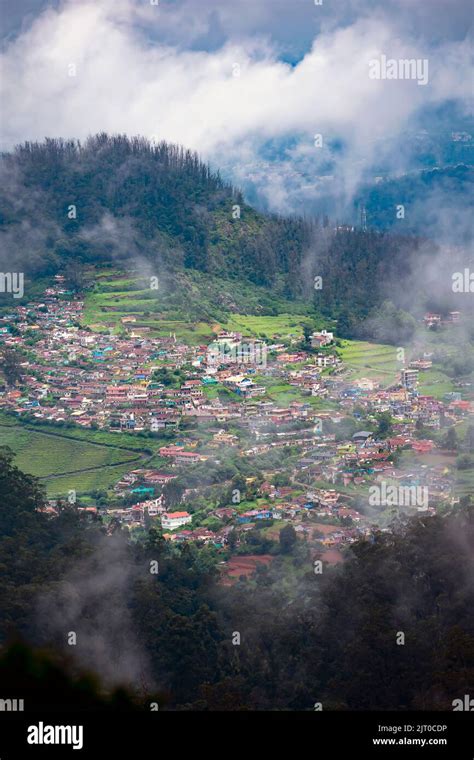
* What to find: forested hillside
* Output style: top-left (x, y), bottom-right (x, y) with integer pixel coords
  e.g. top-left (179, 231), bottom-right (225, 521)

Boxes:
top-left (1, 135), bottom-right (471, 335)
top-left (0, 135), bottom-right (311, 290)
top-left (355, 164), bottom-right (473, 239)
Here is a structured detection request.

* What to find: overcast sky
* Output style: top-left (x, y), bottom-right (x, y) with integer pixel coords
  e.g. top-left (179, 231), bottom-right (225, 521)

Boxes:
top-left (0, 0), bottom-right (472, 213)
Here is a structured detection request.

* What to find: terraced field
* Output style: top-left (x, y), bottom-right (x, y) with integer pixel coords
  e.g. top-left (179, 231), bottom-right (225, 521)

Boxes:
top-left (340, 339), bottom-right (464, 399)
top-left (82, 269), bottom-right (319, 345)
top-left (38, 464), bottom-right (144, 498)
top-left (339, 340), bottom-right (400, 386)
top-left (417, 369), bottom-right (457, 399)
top-left (222, 314), bottom-right (314, 340)
top-left (0, 421), bottom-right (144, 497)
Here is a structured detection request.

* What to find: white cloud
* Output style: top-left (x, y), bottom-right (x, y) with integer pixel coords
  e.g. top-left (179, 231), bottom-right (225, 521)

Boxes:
top-left (0, 0), bottom-right (471, 212)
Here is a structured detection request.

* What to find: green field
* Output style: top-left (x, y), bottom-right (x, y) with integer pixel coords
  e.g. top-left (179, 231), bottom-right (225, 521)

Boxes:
top-left (222, 314), bottom-right (313, 340)
top-left (0, 412), bottom-right (153, 451)
top-left (339, 340), bottom-right (400, 386)
top-left (0, 421), bottom-right (144, 497)
top-left (81, 268), bottom-right (319, 345)
top-left (249, 374), bottom-right (335, 407)
top-left (417, 369), bottom-right (457, 399)
top-left (37, 464), bottom-right (144, 498)
top-left (339, 340), bottom-right (462, 398)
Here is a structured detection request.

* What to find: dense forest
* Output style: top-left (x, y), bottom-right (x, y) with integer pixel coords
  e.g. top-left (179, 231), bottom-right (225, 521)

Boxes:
top-left (355, 164), bottom-right (473, 240)
top-left (1, 135), bottom-right (471, 338)
top-left (1, 446), bottom-right (473, 711)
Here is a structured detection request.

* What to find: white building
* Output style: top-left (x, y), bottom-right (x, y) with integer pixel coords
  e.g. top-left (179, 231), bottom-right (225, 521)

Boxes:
top-left (161, 511), bottom-right (192, 530)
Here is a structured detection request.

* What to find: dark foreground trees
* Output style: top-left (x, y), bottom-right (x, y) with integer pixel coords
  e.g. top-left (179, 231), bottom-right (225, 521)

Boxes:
top-left (0, 448), bottom-right (472, 710)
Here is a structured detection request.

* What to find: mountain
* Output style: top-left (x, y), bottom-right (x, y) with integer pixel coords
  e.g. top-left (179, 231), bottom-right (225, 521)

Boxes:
top-left (0, 135), bottom-right (472, 336)
top-left (0, 134), bottom-right (311, 291)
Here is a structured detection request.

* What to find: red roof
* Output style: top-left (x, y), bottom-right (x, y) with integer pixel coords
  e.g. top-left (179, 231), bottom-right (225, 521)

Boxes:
top-left (411, 440), bottom-right (435, 452)
top-left (388, 436), bottom-right (410, 447)
top-left (165, 511), bottom-right (190, 519)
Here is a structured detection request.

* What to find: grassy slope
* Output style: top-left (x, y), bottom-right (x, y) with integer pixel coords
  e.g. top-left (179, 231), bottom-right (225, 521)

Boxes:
top-left (82, 268), bottom-right (319, 343)
top-left (0, 417), bottom-right (145, 497)
top-left (340, 339), bottom-right (466, 399)
top-left (0, 410), bottom-right (165, 497)
top-left (339, 340), bottom-right (400, 387)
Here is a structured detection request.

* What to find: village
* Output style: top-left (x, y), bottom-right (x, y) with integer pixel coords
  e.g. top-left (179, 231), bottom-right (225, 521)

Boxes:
top-left (0, 275), bottom-right (472, 582)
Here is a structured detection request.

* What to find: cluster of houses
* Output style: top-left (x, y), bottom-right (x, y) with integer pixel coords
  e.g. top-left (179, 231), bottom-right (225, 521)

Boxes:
top-left (1, 280), bottom-right (472, 571)
top-left (0, 291), bottom-right (341, 430)
top-left (423, 311), bottom-right (462, 328)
